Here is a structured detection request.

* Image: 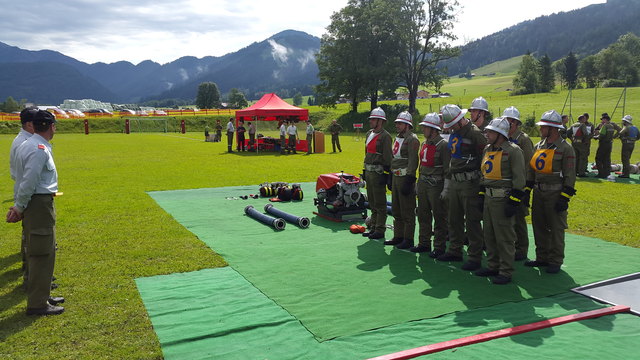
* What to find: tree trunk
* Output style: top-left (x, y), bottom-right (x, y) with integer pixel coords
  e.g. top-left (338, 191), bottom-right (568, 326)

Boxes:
top-left (408, 86), bottom-right (418, 113)
top-left (370, 92), bottom-right (378, 110)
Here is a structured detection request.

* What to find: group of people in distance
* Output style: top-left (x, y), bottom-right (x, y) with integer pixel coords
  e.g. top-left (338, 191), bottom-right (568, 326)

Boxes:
top-left (360, 97), bottom-right (606, 285)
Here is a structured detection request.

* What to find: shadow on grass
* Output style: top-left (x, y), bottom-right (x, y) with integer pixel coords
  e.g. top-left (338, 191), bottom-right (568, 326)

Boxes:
top-left (0, 308), bottom-right (37, 343)
top-left (0, 253), bottom-right (20, 271)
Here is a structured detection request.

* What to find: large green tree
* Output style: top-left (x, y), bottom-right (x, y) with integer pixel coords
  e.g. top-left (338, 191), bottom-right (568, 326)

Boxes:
top-left (227, 88), bottom-right (248, 109)
top-left (513, 54), bottom-right (539, 95)
top-left (195, 82), bottom-right (221, 109)
top-left (391, 0), bottom-right (459, 113)
top-left (293, 92), bottom-right (303, 106)
top-left (562, 52), bottom-right (579, 90)
top-left (1, 96), bottom-right (21, 113)
top-left (538, 54), bottom-right (555, 92)
top-left (579, 55), bottom-right (599, 88)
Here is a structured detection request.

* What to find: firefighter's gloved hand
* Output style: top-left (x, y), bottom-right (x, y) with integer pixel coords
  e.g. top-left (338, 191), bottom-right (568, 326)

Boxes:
top-left (504, 189), bottom-right (524, 218)
top-left (477, 186), bottom-right (485, 212)
top-left (554, 186), bottom-right (576, 212)
top-left (386, 172), bottom-right (393, 191)
top-left (523, 181), bottom-right (534, 207)
top-left (440, 179), bottom-right (451, 200)
top-left (401, 176), bottom-right (416, 196)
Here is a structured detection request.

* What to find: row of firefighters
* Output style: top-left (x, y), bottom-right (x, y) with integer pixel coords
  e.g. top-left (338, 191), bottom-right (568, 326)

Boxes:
top-left (361, 97), bottom-right (638, 285)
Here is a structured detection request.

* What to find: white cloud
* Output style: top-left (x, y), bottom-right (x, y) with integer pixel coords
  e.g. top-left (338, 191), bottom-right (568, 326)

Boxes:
top-left (0, 0), bottom-right (605, 64)
top-left (268, 40), bottom-right (290, 64)
top-left (178, 68), bottom-right (189, 81)
top-left (297, 50), bottom-right (316, 70)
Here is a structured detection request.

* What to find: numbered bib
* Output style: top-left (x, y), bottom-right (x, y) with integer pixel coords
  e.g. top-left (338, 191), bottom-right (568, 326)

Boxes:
top-left (419, 143), bottom-right (437, 167)
top-left (530, 149), bottom-right (555, 174)
top-left (448, 133), bottom-right (462, 158)
top-left (393, 138), bottom-right (405, 159)
top-left (482, 151), bottom-right (503, 180)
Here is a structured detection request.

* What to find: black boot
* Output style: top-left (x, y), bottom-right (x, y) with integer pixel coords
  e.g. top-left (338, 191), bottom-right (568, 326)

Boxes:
top-left (383, 237), bottom-right (403, 245)
top-left (396, 239), bottom-right (414, 249)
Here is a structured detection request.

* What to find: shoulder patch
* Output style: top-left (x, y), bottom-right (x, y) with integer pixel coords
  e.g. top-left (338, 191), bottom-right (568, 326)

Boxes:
top-left (38, 144), bottom-right (45, 150)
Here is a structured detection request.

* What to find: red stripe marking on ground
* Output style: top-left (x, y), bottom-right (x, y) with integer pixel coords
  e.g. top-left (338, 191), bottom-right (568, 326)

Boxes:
top-left (367, 305), bottom-right (630, 360)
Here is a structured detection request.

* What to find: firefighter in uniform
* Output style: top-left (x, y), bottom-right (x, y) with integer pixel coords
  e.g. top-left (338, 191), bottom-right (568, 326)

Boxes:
top-left (226, 118), bottom-right (235, 152)
top-left (7, 110), bottom-right (65, 315)
top-left (412, 113), bottom-right (450, 257)
top-left (594, 113), bottom-right (621, 178)
top-left (475, 118), bottom-right (526, 285)
top-left (384, 111), bottom-right (420, 249)
top-left (503, 106), bottom-right (534, 261)
top-left (328, 119), bottom-right (343, 152)
top-left (618, 115), bottom-right (638, 178)
top-left (362, 107), bottom-right (393, 240)
top-left (469, 96), bottom-right (490, 130)
top-left (525, 110), bottom-right (577, 274)
top-left (567, 114), bottom-right (594, 177)
top-left (10, 107), bottom-right (37, 283)
top-left (305, 120), bottom-right (314, 155)
top-left (279, 120), bottom-right (287, 154)
top-left (437, 104), bottom-right (487, 271)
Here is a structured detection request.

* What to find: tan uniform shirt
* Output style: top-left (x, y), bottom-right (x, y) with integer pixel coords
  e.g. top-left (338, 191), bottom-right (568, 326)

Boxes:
top-left (448, 121), bottom-right (487, 176)
top-left (391, 131), bottom-right (420, 177)
top-left (527, 138), bottom-right (576, 188)
top-left (364, 129), bottom-right (392, 168)
top-left (481, 141), bottom-right (526, 191)
top-left (418, 135), bottom-right (450, 177)
top-left (510, 129), bottom-right (534, 163)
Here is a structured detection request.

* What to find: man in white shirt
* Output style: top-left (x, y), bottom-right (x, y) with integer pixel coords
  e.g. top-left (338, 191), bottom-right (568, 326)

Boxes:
top-left (226, 118), bottom-right (235, 153)
top-left (10, 107), bottom-right (37, 283)
top-left (279, 120), bottom-right (287, 154)
top-left (7, 110), bottom-right (64, 315)
top-left (287, 121), bottom-right (299, 154)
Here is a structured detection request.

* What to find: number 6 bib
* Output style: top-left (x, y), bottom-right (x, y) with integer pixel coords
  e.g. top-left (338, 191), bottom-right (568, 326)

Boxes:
top-left (530, 149), bottom-right (555, 174)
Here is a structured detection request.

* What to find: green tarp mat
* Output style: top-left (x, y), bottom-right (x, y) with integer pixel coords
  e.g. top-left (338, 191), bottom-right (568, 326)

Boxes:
top-left (136, 267), bottom-right (640, 360)
top-left (147, 184), bottom-right (640, 341)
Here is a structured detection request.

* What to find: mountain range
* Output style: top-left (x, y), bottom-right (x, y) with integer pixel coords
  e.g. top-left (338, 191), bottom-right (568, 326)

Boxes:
top-left (0, 30), bottom-right (319, 105)
top-left (1, 0), bottom-right (639, 105)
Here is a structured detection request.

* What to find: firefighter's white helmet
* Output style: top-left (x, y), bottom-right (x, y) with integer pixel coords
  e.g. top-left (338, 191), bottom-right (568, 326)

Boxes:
top-left (419, 112), bottom-right (442, 131)
top-left (485, 117), bottom-right (510, 138)
top-left (536, 110), bottom-right (564, 129)
top-left (469, 96), bottom-right (489, 112)
top-left (395, 111), bottom-right (413, 127)
top-left (369, 107), bottom-right (386, 120)
top-left (441, 104), bottom-right (468, 129)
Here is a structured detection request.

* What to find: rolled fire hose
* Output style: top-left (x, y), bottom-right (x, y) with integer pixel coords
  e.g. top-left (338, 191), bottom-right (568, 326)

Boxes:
top-left (245, 205), bottom-right (286, 230)
top-left (264, 204), bottom-right (310, 228)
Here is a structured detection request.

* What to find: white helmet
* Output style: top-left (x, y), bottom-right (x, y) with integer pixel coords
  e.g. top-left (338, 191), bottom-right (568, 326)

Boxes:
top-left (484, 117), bottom-right (510, 138)
top-left (469, 96), bottom-right (489, 112)
top-left (419, 112), bottom-right (442, 131)
top-left (395, 111), bottom-right (413, 127)
top-left (622, 115), bottom-right (633, 124)
top-left (369, 107), bottom-right (386, 120)
top-left (536, 110), bottom-right (564, 129)
top-left (502, 106), bottom-right (520, 122)
top-left (441, 104), bottom-right (468, 129)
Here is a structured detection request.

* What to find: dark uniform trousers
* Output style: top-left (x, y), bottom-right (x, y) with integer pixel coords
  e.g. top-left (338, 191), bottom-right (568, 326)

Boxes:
top-left (365, 171), bottom-right (388, 235)
top-left (621, 143), bottom-right (635, 176)
top-left (306, 134), bottom-right (313, 154)
top-left (595, 141), bottom-right (612, 177)
top-left (531, 188), bottom-right (567, 266)
top-left (391, 175), bottom-right (416, 241)
top-left (484, 195), bottom-right (516, 277)
top-left (288, 135), bottom-right (297, 153)
top-left (573, 144), bottom-right (590, 175)
top-left (416, 179), bottom-right (447, 251)
top-left (332, 134), bottom-right (341, 152)
top-left (514, 204), bottom-right (529, 258)
top-left (237, 135), bottom-right (245, 151)
top-left (447, 177), bottom-right (484, 262)
top-left (227, 132), bottom-right (234, 151)
top-left (23, 194), bottom-right (56, 309)
top-left (280, 135), bottom-right (286, 154)
top-left (22, 230), bottom-right (28, 282)
top-left (249, 133), bottom-right (255, 150)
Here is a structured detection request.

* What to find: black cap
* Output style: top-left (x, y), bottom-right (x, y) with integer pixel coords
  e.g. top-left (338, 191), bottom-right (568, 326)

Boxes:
top-left (601, 112), bottom-right (610, 120)
top-left (20, 107), bottom-right (38, 124)
top-left (33, 110), bottom-right (57, 126)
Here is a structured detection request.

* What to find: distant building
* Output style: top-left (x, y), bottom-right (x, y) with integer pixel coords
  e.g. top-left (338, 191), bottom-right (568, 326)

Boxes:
top-left (60, 99), bottom-right (113, 111)
top-left (396, 90), bottom-right (430, 100)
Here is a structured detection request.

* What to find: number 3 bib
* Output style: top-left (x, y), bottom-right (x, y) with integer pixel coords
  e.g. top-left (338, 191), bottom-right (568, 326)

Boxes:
top-left (530, 149), bottom-right (555, 174)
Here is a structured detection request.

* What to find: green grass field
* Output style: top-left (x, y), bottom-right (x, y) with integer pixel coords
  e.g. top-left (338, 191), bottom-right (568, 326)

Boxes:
top-left (1, 131), bottom-right (639, 359)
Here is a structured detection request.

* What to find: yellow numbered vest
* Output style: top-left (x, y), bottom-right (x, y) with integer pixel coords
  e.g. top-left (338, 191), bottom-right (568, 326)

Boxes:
top-left (530, 149), bottom-right (555, 174)
top-left (482, 151), bottom-right (503, 180)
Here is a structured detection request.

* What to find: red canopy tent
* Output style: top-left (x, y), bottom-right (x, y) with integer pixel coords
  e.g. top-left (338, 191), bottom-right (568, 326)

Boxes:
top-left (234, 93), bottom-right (309, 152)
top-left (235, 93), bottom-right (308, 122)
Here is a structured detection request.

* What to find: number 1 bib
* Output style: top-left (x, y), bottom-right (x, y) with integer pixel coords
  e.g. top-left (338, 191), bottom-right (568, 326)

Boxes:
top-left (530, 149), bottom-right (555, 174)
top-left (482, 151), bottom-right (503, 180)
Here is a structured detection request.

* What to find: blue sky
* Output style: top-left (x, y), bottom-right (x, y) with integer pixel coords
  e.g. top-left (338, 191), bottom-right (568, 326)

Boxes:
top-left (0, 0), bottom-right (604, 65)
